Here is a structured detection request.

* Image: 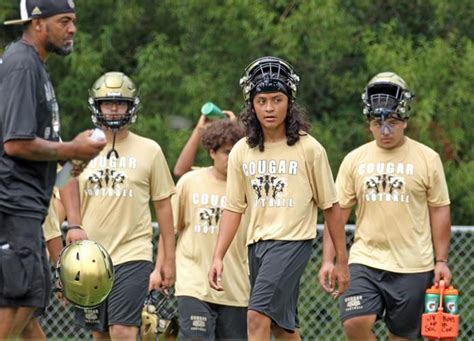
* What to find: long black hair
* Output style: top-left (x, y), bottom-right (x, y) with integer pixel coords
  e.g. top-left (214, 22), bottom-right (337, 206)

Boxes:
top-left (239, 100), bottom-right (311, 152)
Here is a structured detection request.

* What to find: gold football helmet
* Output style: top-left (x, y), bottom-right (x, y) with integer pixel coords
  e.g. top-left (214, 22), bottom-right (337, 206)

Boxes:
top-left (57, 240), bottom-right (114, 308)
top-left (140, 290), bottom-right (179, 341)
top-left (362, 72), bottom-right (414, 119)
top-left (88, 71), bottom-right (140, 129)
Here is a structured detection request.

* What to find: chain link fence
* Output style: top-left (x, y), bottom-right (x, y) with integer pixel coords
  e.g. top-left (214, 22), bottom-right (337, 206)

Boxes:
top-left (40, 225), bottom-right (473, 340)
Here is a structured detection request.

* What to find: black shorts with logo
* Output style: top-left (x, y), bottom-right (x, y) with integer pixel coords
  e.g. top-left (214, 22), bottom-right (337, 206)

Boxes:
top-left (248, 239), bottom-right (312, 332)
top-left (0, 211), bottom-right (51, 308)
top-left (75, 260), bottom-right (153, 331)
top-left (177, 296), bottom-right (247, 340)
top-left (339, 263), bottom-right (433, 339)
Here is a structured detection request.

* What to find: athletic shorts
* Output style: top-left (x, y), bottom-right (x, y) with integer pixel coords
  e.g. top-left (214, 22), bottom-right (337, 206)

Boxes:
top-left (0, 211), bottom-right (51, 308)
top-left (339, 263), bottom-right (434, 339)
top-left (177, 296), bottom-right (247, 340)
top-left (75, 260), bottom-right (153, 331)
top-left (248, 239), bottom-right (312, 332)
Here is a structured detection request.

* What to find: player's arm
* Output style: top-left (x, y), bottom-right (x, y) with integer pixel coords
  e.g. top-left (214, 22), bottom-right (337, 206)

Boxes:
top-left (59, 179), bottom-right (88, 244)
top-left (429, 204), bottom-right (452, 286)
top-left (208, 209), bottom-right (242, 291)
top-left (319, 205), bottom-right (351, 295)
top-left (151, 197), bottom-right (176, 290)
top-left (46, 236), bottom-right (63, 265)
top-left (319, 203), bottom-right (350, 297)
top-left (173, 111), bottom-right (235, 177)
top-left (3, 130), bottom-right (105, 162)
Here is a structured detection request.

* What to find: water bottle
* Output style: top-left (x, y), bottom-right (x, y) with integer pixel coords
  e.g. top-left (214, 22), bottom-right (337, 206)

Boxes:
top-left (201, 102), bottom-right (225, 119)
top-left (55, 129), bottom-right (106, 188)
top-left (424, 285), bottom-right (440, 313)
top-left (443, 286), bottom-right (459, 314)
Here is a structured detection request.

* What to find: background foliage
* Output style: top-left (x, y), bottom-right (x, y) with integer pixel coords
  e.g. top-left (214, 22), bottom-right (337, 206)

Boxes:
top-left (1, 0), bottom-right (472, 224)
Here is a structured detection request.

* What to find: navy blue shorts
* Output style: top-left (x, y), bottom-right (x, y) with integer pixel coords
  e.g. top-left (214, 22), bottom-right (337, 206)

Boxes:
top-left (339, 264), bottom-right (433, 338)
top-left (177, 296), bottom-right (247, 340)
top-left (248, 240), bottom-right (312, 332)
top-left (75, 260), bottom-right (153, 331)
top-left (0, 211), bottom-right (51, 308)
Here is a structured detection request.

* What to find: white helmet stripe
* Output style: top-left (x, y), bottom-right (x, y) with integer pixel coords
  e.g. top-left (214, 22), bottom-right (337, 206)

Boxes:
top-left (20, 0), bottom-right (28, 20)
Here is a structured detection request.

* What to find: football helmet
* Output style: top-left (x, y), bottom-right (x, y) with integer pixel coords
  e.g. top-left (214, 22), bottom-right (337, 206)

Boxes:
top-left (362, 72), bottom-right (414, 119)
top-left (140, 290), bottom-right (179, 341)
top-left (56, 240), bottom-right (114, 308)
top-left (88, 71), bottom-right (140, 129)
top-left (239, 56), bottom-right (300, 102)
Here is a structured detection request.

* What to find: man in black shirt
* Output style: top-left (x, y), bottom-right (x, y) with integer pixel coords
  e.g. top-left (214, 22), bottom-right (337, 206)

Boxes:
top-left (0, 0), bottom-right (106, 337)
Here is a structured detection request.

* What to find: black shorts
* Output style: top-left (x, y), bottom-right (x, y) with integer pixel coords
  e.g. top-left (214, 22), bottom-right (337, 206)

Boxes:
top-left (339, 264), bottom-right (433, 339)
top-left (0, 211), bottom-right (51, 308)
top-left (177, 296), bottom-right (247, 340)
top-left (248, 240), bottom-right (312, 332)
top-left (75, 260), bottom-right (153, 331)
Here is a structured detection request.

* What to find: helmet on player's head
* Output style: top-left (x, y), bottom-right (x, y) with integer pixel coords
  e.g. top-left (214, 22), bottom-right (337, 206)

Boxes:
top-left (140, 290), bottom-right (179, 341)
top-left (239, 56), bottom-right (300, 103)
top-left (88, 71), bottom-right (140, 129)
top-left (362, 72), bottom-right (414, 120)
top-left (56, 240), bottom-right (114, 308)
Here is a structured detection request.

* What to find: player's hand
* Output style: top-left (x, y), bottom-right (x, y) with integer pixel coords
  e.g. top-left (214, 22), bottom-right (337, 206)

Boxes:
top-left (65, 228), bottom-right (88, 244)
top-left (149, 268), bottom-right (163, 292)
top-left (160, 258), bottom-right (176, 290)
top-left (434, 262), bottom-right (452, 287)
top-left (70, 160), bottom-right (89, 177)
top-left (208, 257), bottom-right (224, 291)
top-left (223, 110), bottom-right (236, 120)
top-left (196, 114), bottom-right (212, 132)
top-left (69, 130), bottom-right (107, 161)
top-left (318, 260), bottom-right (335, 293)
top-left (331, 261), bottom-right (350, 298)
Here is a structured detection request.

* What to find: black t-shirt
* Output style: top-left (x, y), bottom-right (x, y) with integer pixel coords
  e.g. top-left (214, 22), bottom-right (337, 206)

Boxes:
top-left (0, 40), bottom-right (60, 219)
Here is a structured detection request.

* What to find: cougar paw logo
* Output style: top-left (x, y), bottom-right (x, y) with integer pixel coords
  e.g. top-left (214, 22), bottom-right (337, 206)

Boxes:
top-left (251, 174), bottom-right (287, 199)
top-left (198, 207), bottom-right (221, 226)
top-left (87, 168), bottom-right (128, 190)
top-left (364, 174), bottom-right (405, 194)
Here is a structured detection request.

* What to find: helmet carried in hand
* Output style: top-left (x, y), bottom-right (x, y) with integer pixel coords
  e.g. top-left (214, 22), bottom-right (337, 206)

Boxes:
top-left (56, 240), bottom-right (114, 308)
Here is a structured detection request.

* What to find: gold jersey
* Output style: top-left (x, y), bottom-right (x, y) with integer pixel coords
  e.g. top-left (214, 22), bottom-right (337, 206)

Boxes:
top-left (336, 137), bottom-right (450, 272)
top-left (173, 167), bottom-right (249, 306)
top-left (78, 132), bottom-right (175, 265)
top-left (226, 134), bottom-right (337, 244)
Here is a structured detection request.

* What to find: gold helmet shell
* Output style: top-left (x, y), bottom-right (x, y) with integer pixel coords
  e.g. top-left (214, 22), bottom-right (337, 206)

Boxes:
top-left (88, 71), bottom-right (140, 129)
top-left (57, 240), bottom-right (114, 308)
top-left (361, 72), bottom-right (414, 119)
top-left (140, 303), bottom-right (159, 341)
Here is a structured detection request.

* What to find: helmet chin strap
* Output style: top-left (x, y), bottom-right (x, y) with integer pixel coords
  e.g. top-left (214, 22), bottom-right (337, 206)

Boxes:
top-left (106, 128), bottom-right (120, 159)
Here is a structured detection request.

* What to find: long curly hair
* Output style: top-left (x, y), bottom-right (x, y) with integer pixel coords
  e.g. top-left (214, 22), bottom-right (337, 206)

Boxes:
top-left (239, 101), bottom-right (311, 151)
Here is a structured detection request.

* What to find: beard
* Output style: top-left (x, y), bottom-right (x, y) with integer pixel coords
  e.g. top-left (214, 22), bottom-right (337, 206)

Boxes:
top-left (45, 40), bottom-right (74, 56)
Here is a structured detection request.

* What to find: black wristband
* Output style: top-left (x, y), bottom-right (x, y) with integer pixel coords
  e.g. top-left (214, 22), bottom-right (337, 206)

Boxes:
top-left (67, 225), bottom-right (83, 230)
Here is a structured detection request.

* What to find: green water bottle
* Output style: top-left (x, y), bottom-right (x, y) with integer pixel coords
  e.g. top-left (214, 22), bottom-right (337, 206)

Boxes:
top-left (201, 102), bottom-right (226, 119)
top-left (424, 285), bottom-right (440, 313)
top-left (443, 286), bottom-right (459, 314)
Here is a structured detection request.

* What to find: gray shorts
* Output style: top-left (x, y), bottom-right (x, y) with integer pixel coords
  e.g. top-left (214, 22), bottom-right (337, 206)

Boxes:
top-left (248, 239), bottom-right (312, 332)
top-left (0, 212), bottom-right (51, 308)
top-left (177, 296), bottom-right (246, 340)
top-left (75, 260), bottom-right (153, 331)
top-left (339, 263), bottom-right (434, 339)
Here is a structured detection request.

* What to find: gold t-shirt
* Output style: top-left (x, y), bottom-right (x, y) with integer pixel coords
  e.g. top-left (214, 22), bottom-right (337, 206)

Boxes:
top-left (78, 132), bottom-right (175, 265)
top-left (42, 188), bottom-right (62, 242)
top-left (173, 167), bottom-right (249, 306)
top-left (225, 134), bottom-right (337, 244)
top-left (336, 137), bottom-right (450, 273)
